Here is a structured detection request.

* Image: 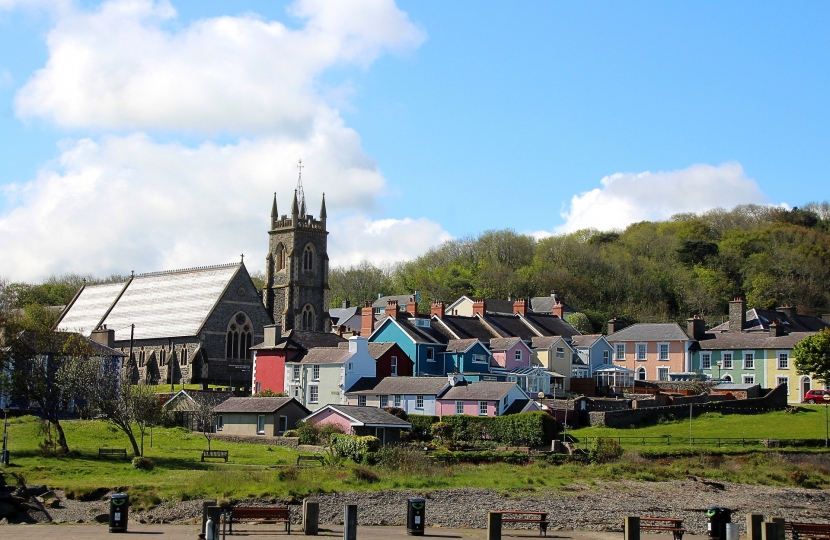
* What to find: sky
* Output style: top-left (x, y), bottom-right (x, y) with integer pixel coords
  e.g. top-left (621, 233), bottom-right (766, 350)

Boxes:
top-left (1, 0), bottom-right (829, 282)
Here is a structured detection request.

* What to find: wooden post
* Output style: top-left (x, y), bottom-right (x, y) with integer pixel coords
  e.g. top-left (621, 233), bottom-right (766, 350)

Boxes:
top-left (303, 498), bottom-right (319, 535)
top-left (747, 513), bottom-right (764, 540)
top-left (770, 517), bottom-right (786, 540)
top-left (762, 521), bottom-right (779, 540)
top-left (625, 516), bottom-right (641, 540)
top-left (487, 511), bottom-right (502, 540)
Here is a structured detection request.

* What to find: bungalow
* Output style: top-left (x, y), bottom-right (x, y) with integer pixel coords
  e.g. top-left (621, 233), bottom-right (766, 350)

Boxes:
top-left (302, 404), bottom-right (412, 445)
top-left (344, 376), bottom-right (450, 415)
top-left (436, 377), bottom-right (538, 417)
top-left (212, 397), bottom-right (310, 436)
top-left (161, 389), bottom-right (232, 430)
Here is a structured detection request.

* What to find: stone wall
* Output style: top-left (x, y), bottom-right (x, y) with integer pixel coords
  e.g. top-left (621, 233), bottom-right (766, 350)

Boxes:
top-left (211, 433), bottom-right (299, 449)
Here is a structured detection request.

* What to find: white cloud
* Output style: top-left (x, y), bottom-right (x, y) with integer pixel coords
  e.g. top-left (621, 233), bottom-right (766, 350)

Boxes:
top-left (556, 162), bottom-right (768, 233)
top-left (14, 0), bottom-right (425, 133)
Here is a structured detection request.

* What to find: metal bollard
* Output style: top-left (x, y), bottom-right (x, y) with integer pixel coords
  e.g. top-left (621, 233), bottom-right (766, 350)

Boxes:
top-left (726, 523), bottom-right (740, 540)
top-left (303, 498), bottom-right (319, 535)
top-left (487, 511), bottom-right (502, 540)
top-left (344, 504), bottom-right (357, 540)
top-left (200, 499), bottom-right (217, 539)
top-left (625, 516), bottom-right (641, 540)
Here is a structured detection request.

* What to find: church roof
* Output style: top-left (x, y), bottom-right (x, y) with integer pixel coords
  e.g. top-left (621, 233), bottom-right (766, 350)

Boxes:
top-left (57, 263), bottom-right (244, 341)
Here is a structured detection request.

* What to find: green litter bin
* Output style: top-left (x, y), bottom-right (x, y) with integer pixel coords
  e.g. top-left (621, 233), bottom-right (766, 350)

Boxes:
top-left (109, 493), bottom-right (129, 533)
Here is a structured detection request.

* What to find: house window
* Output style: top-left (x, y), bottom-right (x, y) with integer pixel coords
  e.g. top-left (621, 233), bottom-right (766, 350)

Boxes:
top-left (722, 352), bottom-right (733, 369)
top-left (603, 350), bottom-right (610, 364)
top-left (615, 343), bottom-right (626, 361)
top-left (257, 415), bottom-right (265, 434)
top-left (426, 348), bottom-right (435, 362)
top-left (456, 400), bottom-right (464, 415)
top-left (636, 367), bottom-right (646, 380)
top-left (303, 244), bottom-right (315, 272)
top-left (701, 353), bottom-right (711, 370)
top-left (515, 350), bottom-right (522, 362)
top-left (636, 343), bottom-right (647, 361)
top-left (777, 376), bottom-right (789, 394)
top-left (657, 367), bottom-right (669, 381)
top-left (743, 353), bottom-right (754, 370)
top-left (391, 356), bottom-right (398, 376)
top-left (473, 354), bottom-right (486, 363)
top-left (479, 401), bottom-right (488, 416)
top-left (358, 395), bottom-right (366, 406)
top-left (309, 386), bottom-right (318, 404)
top-left (226, 313), bottom-right (253, 360)
top-left (312, 365), bottom-right (320, 381)
top-left (416, 395), bottom-right (424, 409)
top-left (380, 395), bottom-right (388, 408)
top-left (658, 343), bottom-right (669, 361)
top-left (301, 304), bottom-right (316, 331)
top-left (778, 352), bottom-right (789, 370)
top-left (255, 382), bottom-right (262, 394)
top-left (216, 415), bottom-right (223, 431)
top-left (556, 347), bottom-right (565, 359)
top-left (292, 365), bottom-right (300, 381)
top-left (743, 375), bottom-right (755, 385)
top-left (393, 395), bottom-right (402, 407)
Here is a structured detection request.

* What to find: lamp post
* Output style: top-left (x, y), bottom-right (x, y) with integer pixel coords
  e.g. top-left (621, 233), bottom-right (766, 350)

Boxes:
top-left (824, 394), bottom-right (829, 448)
top-left (2, 406), bottom-right (10, 465)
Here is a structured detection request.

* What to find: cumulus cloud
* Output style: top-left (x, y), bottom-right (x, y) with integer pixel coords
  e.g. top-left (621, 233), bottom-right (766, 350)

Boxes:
top-left (14, 0), bottom-right (425, 133)
top-left (556, 162), bottom-right (768, 233)
top-left (0, 0), bottom-right (445, 282)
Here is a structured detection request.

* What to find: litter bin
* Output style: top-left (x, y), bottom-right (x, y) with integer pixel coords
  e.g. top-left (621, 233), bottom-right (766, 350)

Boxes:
top-left (406, 497), bottom-right (426, 536)
top-left (707, 506), bottom-right (732, 540)
top-left (109, 493), bottom-right (129, 533)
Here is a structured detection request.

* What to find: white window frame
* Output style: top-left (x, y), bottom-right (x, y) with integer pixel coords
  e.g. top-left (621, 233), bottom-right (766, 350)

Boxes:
top-left (358, 395), bottom-right (366, 406)
top-left (658, 342), bottom-right (670, 361)
top-left (603, 350), bottom-right (610, 364)
top-left (742, 374), bottom-right (755, 385)
top-left (426, 347), bottom-right (435, 362)
top-left (743, 352), bottom-right (754, 370)
top-left (257, 415), bottom-right (265, 435)
top-left (777, 376), bottom-right (790, 394)
top-left (393, 394), bottom-right (402, 408)
top-left (636, 343), bottom-right (647, 361)
top-left (701, 352), bottom-right (711, 370)
top-left (515, 350), bottom-right (522, 362)
top-left (380, 395), bottom-right (388, 408)
top-left (216, 415), bottom-right (223, 431)
top-left (292, 365), bottom-right (300, 382)
top-left (255, 382), bottom-right (262, 394)
top-left (479, 401), bottom-right (488, 416)
top-left (312, 364), bottom-right (320, 381)
top-left (615, 343), bottom-right (626, 361)
top-left (657, 367), bottom-right (669, 381)
top-left (473, 354), bottom-right (487, 363)
top-left (556, 347), bottom-right (565, 359)
top-left (722, 352), bottom-right (733, 369)
top-left (309, 385), bottom-right (319, 404)
top-left (416, 395), bottom-right (424, 409)
top-left (777, 351), bottom-right (789, 370)
top-left (636, 366), bottom-right (646, 380)
top-left (455, 400), bottom-right (464, 415)
top-left (390, 356), bottom-right (398, 376)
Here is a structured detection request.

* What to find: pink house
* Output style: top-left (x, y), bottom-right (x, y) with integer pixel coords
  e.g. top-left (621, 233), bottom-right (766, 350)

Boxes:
top-left (436, 379), bottom-right (538, 417)
top-left (301, 404), bottom-right (412, 445)
top-left (489, 337), bottom-right (533, 370)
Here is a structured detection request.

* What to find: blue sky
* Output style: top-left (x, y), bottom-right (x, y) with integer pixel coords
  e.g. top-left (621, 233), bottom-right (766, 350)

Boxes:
top-left (1, 0), bottom-right (829, 281)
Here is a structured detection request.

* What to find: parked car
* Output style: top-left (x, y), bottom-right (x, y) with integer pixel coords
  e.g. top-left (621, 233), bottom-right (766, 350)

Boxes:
top-left (803, 389), bottom-right (830, 404)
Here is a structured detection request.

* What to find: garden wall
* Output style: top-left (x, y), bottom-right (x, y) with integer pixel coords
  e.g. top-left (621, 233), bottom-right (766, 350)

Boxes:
top-left (211, 433), bottom-right (300, 449)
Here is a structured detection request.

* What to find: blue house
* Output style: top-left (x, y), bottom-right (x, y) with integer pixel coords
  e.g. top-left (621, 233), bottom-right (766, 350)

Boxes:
top-left (368, 314), bottom-right (448, 376)
top-left (440, 339), bottom-right (492, 374)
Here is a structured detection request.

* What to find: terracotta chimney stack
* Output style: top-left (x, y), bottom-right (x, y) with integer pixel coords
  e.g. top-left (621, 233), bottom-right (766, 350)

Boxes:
top-left (431, 300), bottom-right (445, 318)
top-left (472, 298), bottom-right (487, 317)
top-left (385, 300), bottom-right (400, 320)
top-left (513, 298), bottom-right (527, 316)
top-left (361, 301), bottom-right (375, 337)
top-left (552, 301), bottom-right (564, 319)
top-left (406, 296), bottom-right (418, 318)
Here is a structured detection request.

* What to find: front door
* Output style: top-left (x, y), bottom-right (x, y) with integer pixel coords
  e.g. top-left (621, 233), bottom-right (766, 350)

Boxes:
top-left (279, 415), bottom-right (288, 434)
top-left (374, 427), bottom-right (385, 445)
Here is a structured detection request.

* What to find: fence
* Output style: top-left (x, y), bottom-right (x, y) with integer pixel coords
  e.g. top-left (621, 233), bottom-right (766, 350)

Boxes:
top-left (578, 435), bottom-right (826, 448)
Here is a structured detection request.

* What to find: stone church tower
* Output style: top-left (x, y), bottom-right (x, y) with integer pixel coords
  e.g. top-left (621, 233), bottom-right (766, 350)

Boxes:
top-left (263, 162), bottom-right (331, 333)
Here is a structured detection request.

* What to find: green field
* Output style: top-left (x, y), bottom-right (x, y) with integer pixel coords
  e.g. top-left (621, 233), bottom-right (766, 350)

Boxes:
top-left (3, 408), bottom-right (830, 508)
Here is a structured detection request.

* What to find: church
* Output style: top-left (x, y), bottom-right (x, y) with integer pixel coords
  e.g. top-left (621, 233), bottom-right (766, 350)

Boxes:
top-left (56, 166), bottom-right (332, 390)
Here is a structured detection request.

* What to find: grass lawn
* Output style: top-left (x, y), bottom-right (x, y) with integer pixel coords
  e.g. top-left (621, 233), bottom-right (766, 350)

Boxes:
top-left (3, 409), bottom-right (830, 507)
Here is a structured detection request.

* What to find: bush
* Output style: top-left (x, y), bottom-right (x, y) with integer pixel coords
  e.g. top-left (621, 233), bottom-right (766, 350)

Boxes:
top-left (350, 465), bottom-right (379, 483)
top-left (589, 437), bottom-right (624, 463)
top-left (440, 412), bottom-right (559, 447)
top-left (431, 422), bottom-right (453, 444)
top-left (132, 456), bottom-right (156, 471)
top-left (330, 434), bottom-right (381, 463)
top-left (283, 429), bottom-right (298, 437)
top-left (376, 445), bottom-right (440, 476)
top-left (406, 414), bottom-right (439, 441)
top-left (431, 450), bottom-right (530, 465)
top-left (277, 467), bottom-right (299, 481)
top-left (384, 407), bottom-right (408, 420)
top-left (296, 421), bottom-right (319, 445)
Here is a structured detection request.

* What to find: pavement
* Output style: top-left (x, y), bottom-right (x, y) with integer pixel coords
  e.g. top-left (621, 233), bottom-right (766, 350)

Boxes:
top-left (0, 524), bottom-right (710, 540)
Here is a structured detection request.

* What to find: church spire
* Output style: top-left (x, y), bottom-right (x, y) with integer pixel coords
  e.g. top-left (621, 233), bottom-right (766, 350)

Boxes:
top-left (270, 192), bottom-right (278, 229)
top-left (296, 159), bottom-right (306, 218)
top-left (320, 193), bottom-right (327, 219)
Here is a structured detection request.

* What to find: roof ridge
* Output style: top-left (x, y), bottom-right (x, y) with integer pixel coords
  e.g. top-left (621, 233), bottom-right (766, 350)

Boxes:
top-left (136, 262), bottom-right (240, 278)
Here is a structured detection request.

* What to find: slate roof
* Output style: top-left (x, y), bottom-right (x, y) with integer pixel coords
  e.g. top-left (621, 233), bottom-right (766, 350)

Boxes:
top-left (606, 323), bottom-right (691, 342)
top-left (489, 337), bottom-right (525, 351)
top-left (372, 294), bottom-right (416, 309)
top-left (570, 334), bottom-right (603, 348)
top-left (252, 330), bottom-right (347, 351)
top-left (15, 330), bottom-right (126, 357)
top-left (530, 336), bottom-right (562, 349)
top-left (295, 347), bottom-right (353, 364)
top-left (213, 397), bottom-right (305, 414)
top-left (441, 381), bottom-right (516, 401)
top-left (162, 389), bottom-right (232, 409)
top-left (481, 299), bottom-right (515, 315)
top-left (311, 404), bottom-right (412, 427)
top-left (695, 331), bottom-right (814, 350)
top-left (444, 339), bottom-right (481, 353)
top-left (378, 316), bottom-right (446, 344)
top-left (530, 295), bottom-right (577, 315)
top-left (710, 309), bottom-right (830, 333)
top-left (367, 342), bottom-right (395, 359)
top-left (522, 314), bottom-right (581, 338)
top-left (432, 315), bottom-right (500, 341)
top-left (330, 306), bottom-right (360, 325)
top-left (57, 263), bottom-right (243, 341)
top-left (502, 398), bottom-right (531, 415)
top-left (345, 376), bottom-right (450, 396)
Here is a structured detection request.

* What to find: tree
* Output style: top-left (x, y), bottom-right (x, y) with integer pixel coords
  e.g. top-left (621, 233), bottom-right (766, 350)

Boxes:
top-left (794, 329), bottom-right (830, 387)
top-left (90, 373), bottom-right (163, 457)
top-left (565, 312), bottom-right (594, 334)
top-left (192, 395), bottom-right (218, 451)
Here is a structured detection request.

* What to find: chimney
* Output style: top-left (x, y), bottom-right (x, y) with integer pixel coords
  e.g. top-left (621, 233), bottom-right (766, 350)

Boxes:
top-left (729, 298), bottom-right (746, 333)
top-left (361, 301), bottom-right (375, 336)
top-left (342, 299), bottom-right (350, 309)
top-left (406, 296), bottom-right (418, 317)
top-left (513, 299), bottom-right (528, 316)
top-left (91, 326), bottom-right (115, 348)
top-left (348, 335), bottom-right (368, 354)
top-left (686, 316), bottom-right (705, 341)
top-left (552, 301), bottom-right (564, 319)
top-left (447, 373), bottom-right (465, 387)
top-left (472, 298), bottom-right (487, 317)
top-left (769, 320), bottom-right (785, 338)
top-left (776, 304), bottom-right (797, 319)
top-left (263, 324), bottom-right (282, 347)
top-left (385, 300), bottom-right (400, 320)
top-left (607, 317), bottom-right (625, 335)
top-left (431, 300), bottom-right (445, 318)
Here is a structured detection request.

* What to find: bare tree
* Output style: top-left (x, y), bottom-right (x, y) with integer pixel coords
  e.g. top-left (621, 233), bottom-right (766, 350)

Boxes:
top-left (191, 395), bottom-right (217, 451)
top-left (90, 372), bottom-right (163, 457)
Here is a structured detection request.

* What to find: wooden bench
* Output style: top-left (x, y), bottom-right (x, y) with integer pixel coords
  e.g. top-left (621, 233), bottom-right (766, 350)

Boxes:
top-left (201, 450), bottom-right (229, 462)
top-left (636, 517), bottom-right (686, 540)
top-left (98, 448), bottom-right (127, 460)
top-left (786, 521), bottom-right (830, 540)
top-left (296, 455), bottom-right (325, 467)
top-left (229, 506), bottom-right (290, 534)
top-left (494, 510), bottom-right (549, 537)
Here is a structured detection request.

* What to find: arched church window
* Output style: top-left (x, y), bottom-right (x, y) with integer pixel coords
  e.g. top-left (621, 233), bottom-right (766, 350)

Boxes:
top-left (301, 304), bottom-right (315, 331)
top-left (303, 244), bottom-right (314, 272)
top-left (226, 313), bottom-right (253, 360)
top-left (275, 243), bottom-right (286, 271)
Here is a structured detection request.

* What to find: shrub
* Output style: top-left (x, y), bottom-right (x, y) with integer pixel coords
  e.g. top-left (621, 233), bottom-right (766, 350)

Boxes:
top-left (132, 456), bottom-right (156, 471)
top-left (589, 437), bottom-right (624, 463)
top-left (296, 421), bottom-right (319, 445)
top-left (430, 422), bottom-right (453, 444)
top-left (440, 412), bottom-right (558, 447)
top-left (431, 450), bottom-right (530, 465)
top-left (376, 445), bottom-right (440, 476)
top-left (277, 467), bottom-right (299, 482)
top-left (384, 407), bottom-right (408, 420)
top-left (283, 429), bottom-right (298, 438)
top-left (319, 423), bottom-right (346, 445)
top-left (350, 465), bottom-right (379, 483)
top-left (330, 434), bottom-right (381, 463)
top-left (406, 414), bottom-right (439, 441)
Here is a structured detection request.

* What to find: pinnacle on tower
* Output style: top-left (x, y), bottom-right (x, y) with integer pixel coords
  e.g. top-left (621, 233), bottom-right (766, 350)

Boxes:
top-left (296, 158), bottom-right (306, 218)
top-left (320, 192), bottom-right (327, 219)
top-left (271, 192), bottom-right (278, 229)
top-left (291, 189), bottom-right (299, 217)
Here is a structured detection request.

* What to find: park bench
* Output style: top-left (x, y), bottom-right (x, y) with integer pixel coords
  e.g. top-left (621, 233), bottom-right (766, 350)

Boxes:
top-left (296, 455), bottom-right (325, 467)
top-left (786, 521), bottom-right (830, 540)
top-left (228, 506), bottom-right (290, 534)
top-left (493, 510), bottom-right (549, 536)
top-left (633, 517), bottom-right (686, 540)
top-left (201, 449), bottom-right (229, 462)
top-left (98, 448), bottom-right (127, 460)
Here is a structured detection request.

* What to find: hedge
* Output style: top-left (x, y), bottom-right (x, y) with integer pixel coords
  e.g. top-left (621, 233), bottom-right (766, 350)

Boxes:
top-left (441, 412), bottom-right (558, 446)
top-left (329, 434), bottom-right (381, 462)
top-left (406, 414), bottom-right (440, 441)
top-left (430, 450), bottom-right (530, 465)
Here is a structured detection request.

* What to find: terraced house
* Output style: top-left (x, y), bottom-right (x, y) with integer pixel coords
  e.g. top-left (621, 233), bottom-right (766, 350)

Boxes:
top-left (607, 320), bottom-right (695, 381)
